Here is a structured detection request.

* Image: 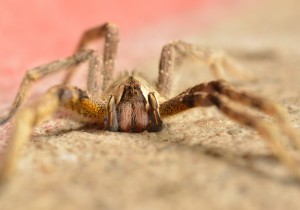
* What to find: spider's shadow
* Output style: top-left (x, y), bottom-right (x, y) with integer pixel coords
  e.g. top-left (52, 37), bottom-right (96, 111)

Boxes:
top-left (33, 121), bottom-right (104, 137)
top-left (34, 121), bottom-right (299, 186)
top-left (149, 122), bottom-right (299, 185)
top-left (167, 140), bottom-right (300, 186)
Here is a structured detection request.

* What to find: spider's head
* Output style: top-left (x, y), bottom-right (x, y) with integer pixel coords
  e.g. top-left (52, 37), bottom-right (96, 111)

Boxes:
top-left (120, 78), bottom-right (146, 103)
top-left (107, 76), bottom-right (162, 133)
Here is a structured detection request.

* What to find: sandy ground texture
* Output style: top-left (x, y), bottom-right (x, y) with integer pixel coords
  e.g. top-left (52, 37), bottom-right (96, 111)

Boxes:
top-left (1, 0), bottom-right (300, 210)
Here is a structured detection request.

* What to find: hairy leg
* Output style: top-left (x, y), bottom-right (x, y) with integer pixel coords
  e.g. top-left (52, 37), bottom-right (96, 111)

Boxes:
top-left (0, 85), bottom-right (107, 183)
top-left (159, 80), bottom-right (300, 179)
top-left (208, 93), bottom-right (300, 179)
top-left (208, 80), bottom-right (300, 150)
top-left (63, 22), bottom-right (119, 90)
top-left (157, 41), bottom-right (248, 98)
top-left (0, 50), bottom-right (101, 125)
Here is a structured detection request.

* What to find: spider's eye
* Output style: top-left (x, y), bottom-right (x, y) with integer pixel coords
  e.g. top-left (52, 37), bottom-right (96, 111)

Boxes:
top-left (134, 84), bottom-right (139, 89)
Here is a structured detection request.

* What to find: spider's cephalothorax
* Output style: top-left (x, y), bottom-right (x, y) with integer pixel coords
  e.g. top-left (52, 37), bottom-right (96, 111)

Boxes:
top-left (0, 22), bottom-right (300, 183)
top-left (107, 76), bottom-right (162, 132)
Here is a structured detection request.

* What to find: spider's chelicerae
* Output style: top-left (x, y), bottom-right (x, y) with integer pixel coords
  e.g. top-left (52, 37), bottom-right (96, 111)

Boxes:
top-left (0, 23), bottom-right (299, 183)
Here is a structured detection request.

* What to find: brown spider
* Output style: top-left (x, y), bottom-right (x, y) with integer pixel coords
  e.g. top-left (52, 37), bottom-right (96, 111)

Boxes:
top-left (0, 23), bottom-right (299, 183)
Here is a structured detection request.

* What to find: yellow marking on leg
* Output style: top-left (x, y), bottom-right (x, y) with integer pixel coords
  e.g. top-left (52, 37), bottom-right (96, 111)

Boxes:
top-left (65, 98), bottom-right (107, 121)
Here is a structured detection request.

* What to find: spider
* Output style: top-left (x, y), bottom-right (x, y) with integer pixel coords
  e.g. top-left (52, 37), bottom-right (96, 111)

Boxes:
top-left (0, 22), bottom-right (299, 183)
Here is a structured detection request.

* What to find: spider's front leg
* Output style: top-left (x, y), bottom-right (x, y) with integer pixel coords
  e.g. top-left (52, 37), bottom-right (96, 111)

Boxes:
top-left (0, 50), bottom-right (102, 126)
top-left (0, 85), bottom-right (107, 183)
top-left (157, 41), bottom-right (249, 98)
top-left (63, 22), bottom-right (119, 91)
top-left (159, 80), bottom-right (300, 180)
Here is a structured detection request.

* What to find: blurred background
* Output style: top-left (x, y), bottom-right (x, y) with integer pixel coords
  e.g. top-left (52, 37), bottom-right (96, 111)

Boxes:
top-left (2, 1), bottom-right (300, 210)
top-left (0, 0), bottom-right (253, 106)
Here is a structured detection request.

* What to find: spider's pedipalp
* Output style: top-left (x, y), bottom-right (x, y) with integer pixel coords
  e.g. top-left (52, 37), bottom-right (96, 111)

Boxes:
top-left (147, 92), bottom-right (163, 132)
top-left (107, 95), bottom-right (118, 131)
top-left (0, 85), bottom-right (107, 183)
top-left (0, 50), bottom-right (104, 126)
top-left (64, 22), bottom-right (119, 90)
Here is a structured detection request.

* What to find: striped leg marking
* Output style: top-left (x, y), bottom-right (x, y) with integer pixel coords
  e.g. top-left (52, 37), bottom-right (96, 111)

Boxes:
top-left (160, 80), bottom-right (300, 180)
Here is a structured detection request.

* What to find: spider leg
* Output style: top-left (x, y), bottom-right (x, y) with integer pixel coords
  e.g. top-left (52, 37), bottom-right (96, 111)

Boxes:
top-left (0, 85), bottom-right (107, 183)
top-left (208, 80), bottom-right (300, 151)
top-left (0, 50), bottom-right (102, 126)
top-left (157, 41), bottom-right (250, 98)
top-left (160, 80), bottom-right (300, 179)
top-left (63, 22), bottom-right (119, 90)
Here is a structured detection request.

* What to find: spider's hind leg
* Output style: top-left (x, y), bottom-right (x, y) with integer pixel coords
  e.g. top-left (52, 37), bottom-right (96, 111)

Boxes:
top-left (0, 85), bottom-right (107, 183)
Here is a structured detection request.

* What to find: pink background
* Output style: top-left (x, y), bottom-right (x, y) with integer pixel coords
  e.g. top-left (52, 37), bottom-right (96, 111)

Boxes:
top-left (0, 0), bottom-right (252, 104)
